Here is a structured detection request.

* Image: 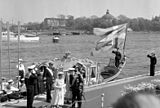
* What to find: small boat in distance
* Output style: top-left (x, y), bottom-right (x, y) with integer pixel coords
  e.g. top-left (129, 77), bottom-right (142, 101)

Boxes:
top-left (2, 31), bottom-right (39, 42)
top-left (52, 36), bottom-right (60, 43)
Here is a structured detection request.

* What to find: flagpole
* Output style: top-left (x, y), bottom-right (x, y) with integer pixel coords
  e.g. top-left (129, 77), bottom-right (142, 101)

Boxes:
top-left (17, 21), bottom-right (20, 89)
top-left (122, 24), bottom-right (128, 56)
top-left (0, 20), bottom-right (2, 79)
top-left (7, 22), bottom-right (11, 79)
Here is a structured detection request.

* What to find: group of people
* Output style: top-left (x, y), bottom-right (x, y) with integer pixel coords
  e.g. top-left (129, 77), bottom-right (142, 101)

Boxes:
top-left (112, 47), bottom-right (157, 76)
top-left (1, 48), bottom-right (157, 108)
top-left (15, 59), bottom-right (85, 108)
top-left (24, 62), bottom-right (55, 108)
top-left (0, 59), bottom-right (27, 102)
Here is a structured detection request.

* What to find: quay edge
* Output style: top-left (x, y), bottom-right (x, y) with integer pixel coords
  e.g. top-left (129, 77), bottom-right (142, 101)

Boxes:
top-left (83, 71), bottom-right (160, 108)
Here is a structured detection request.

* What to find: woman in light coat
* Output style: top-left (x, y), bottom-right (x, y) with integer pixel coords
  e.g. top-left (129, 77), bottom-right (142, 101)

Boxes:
top-left (54, 71), bottom-right (66, 107)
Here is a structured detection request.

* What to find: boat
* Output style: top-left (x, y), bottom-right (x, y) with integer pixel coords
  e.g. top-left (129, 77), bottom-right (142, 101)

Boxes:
top-left (0, 23), bottom-right (128, 107)
top-left (100, 58), bottom-right (126, 82)
top-left (52, 36), bottom-right (60, 43)
top-left (2, 32), bottom-right (39, 42)
top-left (19, 24), bottom-right (127, 88)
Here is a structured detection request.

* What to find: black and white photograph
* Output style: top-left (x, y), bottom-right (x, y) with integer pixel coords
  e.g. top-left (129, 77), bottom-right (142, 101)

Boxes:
top-left (1, 0), bottom-right (160, 108)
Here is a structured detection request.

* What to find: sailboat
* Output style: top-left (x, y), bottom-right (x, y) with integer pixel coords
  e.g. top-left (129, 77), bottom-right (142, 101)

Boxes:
top-left (94, 23), bottom-right (128, 82)
top-left (2, 32), bottom-right (39, 42)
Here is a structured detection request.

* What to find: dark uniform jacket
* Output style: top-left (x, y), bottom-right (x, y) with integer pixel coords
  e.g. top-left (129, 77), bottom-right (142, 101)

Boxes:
top-left (147, 55), bottom-right (157, 66)
top-left (112, 50), bottom-right (122, 60)
top-left (43, 67), bottom-right (53, 84)
top-left (70, 74), bottom-right (83, 92)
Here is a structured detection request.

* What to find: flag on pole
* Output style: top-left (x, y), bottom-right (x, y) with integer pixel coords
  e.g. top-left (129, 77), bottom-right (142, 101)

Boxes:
top-left (91, 24), bottom-right (127, 56)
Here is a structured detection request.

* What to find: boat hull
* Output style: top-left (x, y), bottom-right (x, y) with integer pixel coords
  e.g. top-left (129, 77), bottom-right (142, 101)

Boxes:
top-left (2, 35), bottom-right (39, 42)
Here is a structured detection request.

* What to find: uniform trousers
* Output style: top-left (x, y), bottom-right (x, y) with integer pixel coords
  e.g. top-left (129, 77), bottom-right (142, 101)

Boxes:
top-left (72, 90), bottom-right (82, 108)
top-left (46, 83), bottom-right (52, 102)
top-left (115, 58), bottom-right (120, 68)
top-left (27, 85), bottom-right (35, 108)
top-left (150, 65), bottom-right (155, 76)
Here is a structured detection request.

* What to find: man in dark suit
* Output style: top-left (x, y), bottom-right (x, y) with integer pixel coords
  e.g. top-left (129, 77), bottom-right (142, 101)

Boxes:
top-left (42, 65), bottom-right (53, 103)
top-left (112, 48), bottom-right (122, 68)
top-left (26, 65), bottom-right (37, 108)
top-left (70, 68), bottom-right (84, 108)
top-left (147, 53), bottom-right (157, 76)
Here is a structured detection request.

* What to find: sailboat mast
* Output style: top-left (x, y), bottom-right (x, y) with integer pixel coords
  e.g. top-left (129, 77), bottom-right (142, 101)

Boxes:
top-left (122, 24), bottom-right (128, 56)
top-left (17, 21), bottom-right (20, 89)
top-left (0, 21), bottom-right (2, 78)
top-left (18, 21), bottom-right (20, 75)
top-left (7, 22), bottom-right (11, 79)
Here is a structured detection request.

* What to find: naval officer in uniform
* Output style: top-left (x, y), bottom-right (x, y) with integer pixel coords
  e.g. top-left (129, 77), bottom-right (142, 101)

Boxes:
top-left (26, 65), bottom-right (37, 108)
top-left (112, 48), bottom-right (122, 68)
top-left (147, 52), bottom-right (157, 76)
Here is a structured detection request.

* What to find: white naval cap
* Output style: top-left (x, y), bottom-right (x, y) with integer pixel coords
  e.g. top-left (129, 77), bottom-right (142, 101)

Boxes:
top-left (19, 58), bottom-right (23, 62)
top-left (68, 67), bottom-right (75, 71)
top-left (8, 79), bottom-right (13, 83)
top-left (28, 65), bottom-right (36, 69)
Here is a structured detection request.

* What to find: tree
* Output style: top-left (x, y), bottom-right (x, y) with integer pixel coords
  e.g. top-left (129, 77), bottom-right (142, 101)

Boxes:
top-left (90, 15), bottom-right (98, 19)
top-left (66, 15), bottom-right (74, 29)
top-left (117, 15), bottom-right (130, 22)
top-left (57, 14), bottom-right (65, 19)
top-left (67, 15), bottom-right (74, 20)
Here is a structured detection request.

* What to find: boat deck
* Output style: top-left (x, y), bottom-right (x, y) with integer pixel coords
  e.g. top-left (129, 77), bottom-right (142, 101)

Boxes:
top-left (1, 71), bottom-right (160, 108)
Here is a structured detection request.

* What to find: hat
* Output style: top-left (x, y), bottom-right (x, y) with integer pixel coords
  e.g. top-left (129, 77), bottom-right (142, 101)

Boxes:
top-left (68, 67), bottom-right (75, 71)
top-left (63, 69), bottom-right (68, 72)
top-left (8, 79), bottom-right (13, 83)
top-left (151, 52), bottom-right (155, 56)
top-left (58, 72), bottom-right (64, 75)
top-left (43, 63), bottom-right (48, 67)
top-left (65, 50), bottom-right (71, 54)
top-left (91, 65), bottom-right (96, 68)
top-left (77, 61), bottom-right (83, 64)
top-left (48, 61), bottom-right (54, 65)
top-left (16, 76), bottom-right (21, 79)
top-left (19, 58), bottom-right (23, 62)
top-left (28, 65), bottom-right (35, 69)
top-left (21, 78), bottom-right (25, 81)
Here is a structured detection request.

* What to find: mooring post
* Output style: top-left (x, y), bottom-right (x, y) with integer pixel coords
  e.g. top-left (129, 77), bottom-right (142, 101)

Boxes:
top-left (101, 93), bottom-right (104, 108)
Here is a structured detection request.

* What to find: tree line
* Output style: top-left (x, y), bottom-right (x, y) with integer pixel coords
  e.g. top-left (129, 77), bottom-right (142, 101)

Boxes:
top-left (9, 14), bottom-right (160, 33)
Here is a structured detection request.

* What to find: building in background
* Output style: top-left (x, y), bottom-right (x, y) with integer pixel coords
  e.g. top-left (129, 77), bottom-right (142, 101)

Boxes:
top-left (43, 18), bottom-right (66, 29)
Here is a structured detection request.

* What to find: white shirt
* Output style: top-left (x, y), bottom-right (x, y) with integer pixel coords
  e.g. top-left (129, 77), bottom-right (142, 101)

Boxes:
top-left (16, 63), bottom-right (25, 72)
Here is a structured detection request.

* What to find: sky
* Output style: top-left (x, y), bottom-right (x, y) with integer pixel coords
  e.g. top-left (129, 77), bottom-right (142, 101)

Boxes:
top-left (0, 0), bottom-right (160, 23)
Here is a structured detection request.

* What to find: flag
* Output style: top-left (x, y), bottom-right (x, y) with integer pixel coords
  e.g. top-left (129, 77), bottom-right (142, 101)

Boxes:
top-left (92, 24), bottom-right (127, 55)
top-left (93, 25), bottom-right (121, 36)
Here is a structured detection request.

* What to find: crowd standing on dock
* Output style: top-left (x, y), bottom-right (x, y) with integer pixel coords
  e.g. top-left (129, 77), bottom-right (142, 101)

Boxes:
top-left (24, 59), bottom-right (85, 108)
top-left (1, 53), bottom-right (85, 108)
top-left (0, 51), bottom-right (159, 108)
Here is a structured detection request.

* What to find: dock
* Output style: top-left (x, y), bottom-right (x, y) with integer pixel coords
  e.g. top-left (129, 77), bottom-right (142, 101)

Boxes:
top-left (1, 71), bottom-right (160, 108)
